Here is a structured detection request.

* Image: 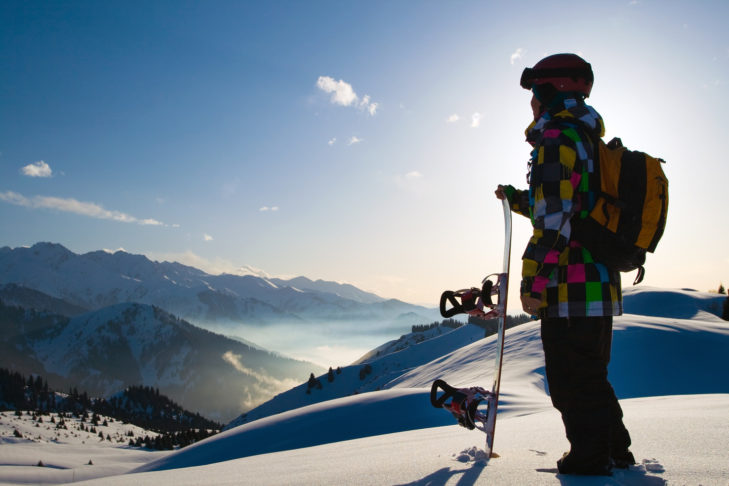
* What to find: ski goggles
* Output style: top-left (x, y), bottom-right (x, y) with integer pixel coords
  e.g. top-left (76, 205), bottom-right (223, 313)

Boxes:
top-left (520, 66), bottom-right (594, 90)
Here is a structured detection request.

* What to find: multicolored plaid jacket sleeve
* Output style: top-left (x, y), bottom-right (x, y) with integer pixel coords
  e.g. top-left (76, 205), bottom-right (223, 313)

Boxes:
top-left (516, 98), bottom-right (622, 318)
top-left (502, 185), bottom-right (530, 217)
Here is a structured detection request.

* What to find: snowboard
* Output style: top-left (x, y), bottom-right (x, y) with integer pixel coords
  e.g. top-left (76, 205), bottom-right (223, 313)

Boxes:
top-left (431, 197), bottom-right (512, 459)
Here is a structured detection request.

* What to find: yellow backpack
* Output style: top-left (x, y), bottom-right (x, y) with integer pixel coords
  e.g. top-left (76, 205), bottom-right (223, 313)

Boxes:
top-left (573, 137), bottom-right (669, 284)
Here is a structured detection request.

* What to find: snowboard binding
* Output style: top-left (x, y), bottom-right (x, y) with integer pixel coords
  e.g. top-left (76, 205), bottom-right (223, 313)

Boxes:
top-left (439, 273), bottom-right (505, 320)
top-left (430, 379), bottom-right (493, 431)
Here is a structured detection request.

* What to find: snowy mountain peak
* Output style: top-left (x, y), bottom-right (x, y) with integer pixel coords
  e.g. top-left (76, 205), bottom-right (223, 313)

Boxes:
top-left (27, 242), bottom-right (75, 264)
top-left (30, 241), bottom-right (73, 254)
top-left (0, 242), bottom-right (437, 330)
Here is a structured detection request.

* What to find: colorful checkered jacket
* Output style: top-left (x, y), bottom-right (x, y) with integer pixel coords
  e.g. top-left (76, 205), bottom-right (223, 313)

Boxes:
top-left (504, 98), bottom-right (622, 318)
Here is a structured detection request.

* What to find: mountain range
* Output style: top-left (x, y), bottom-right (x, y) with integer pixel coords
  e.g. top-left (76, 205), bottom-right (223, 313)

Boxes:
top-left (2, 287), bottom-right (728, 484)
top-left (0, 295), bottom-right (317, 422)
top-left (0, 242), bottom-right (437, 328)
top-left (0, 242), bottom-right (443, 422)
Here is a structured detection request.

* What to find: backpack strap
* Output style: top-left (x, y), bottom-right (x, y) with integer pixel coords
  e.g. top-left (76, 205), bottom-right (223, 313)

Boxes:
top-left (552, 119), bottom-right (648, 283)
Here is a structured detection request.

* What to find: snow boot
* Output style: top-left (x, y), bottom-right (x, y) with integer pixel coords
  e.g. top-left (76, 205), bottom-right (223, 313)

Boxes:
top-left (611, 450), bottom-right (636, 469)
top-left (610, 415), bottom-right (635, 468)
top-left (557, 409), bottom-right (613, 476)
top-left (557, 451), bottom-right (612, 476)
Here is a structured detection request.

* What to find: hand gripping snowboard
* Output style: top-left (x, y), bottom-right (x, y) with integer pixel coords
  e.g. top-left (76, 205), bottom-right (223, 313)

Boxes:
top-left (431, 197), bottom-right (512, 459)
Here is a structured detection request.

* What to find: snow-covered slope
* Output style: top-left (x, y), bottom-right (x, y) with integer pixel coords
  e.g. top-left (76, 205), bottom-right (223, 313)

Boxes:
top-left (228, 287), bottom-right (729, 430)
top-left (2, 287), bottom-right (728, 485)
top-left (135, 289), bottom-right (729, 471)
top-left (354, 321), bottom-right (470, 364)
top-left (622, 285), bottom-right (725, 319)
top-left (269, 276), bottom-right (385, 304)
top-left (0, 410), bottom-right (158, 448)
top-left (81, 394), bottom-right (729, 486)
top-left (0, 300), bottom-right (320, 422)
top-left (0, 410), bottom-right (165, 484)
top-left (226, 323), bottom-right (487, 428)
top-left (0, 283), bottom-right (88, 317)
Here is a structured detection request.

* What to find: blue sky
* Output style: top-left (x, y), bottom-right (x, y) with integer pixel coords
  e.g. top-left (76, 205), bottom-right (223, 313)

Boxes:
top-left (2, 0), bottom-right (728, 306)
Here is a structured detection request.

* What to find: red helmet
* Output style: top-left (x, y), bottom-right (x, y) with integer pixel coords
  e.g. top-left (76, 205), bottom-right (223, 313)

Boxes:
top-left (520, 53), bottom-right (594, 97)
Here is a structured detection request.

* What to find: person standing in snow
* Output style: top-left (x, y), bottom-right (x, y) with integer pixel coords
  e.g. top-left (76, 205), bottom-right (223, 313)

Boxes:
top-left (496, 53), bottom-right (635, 476)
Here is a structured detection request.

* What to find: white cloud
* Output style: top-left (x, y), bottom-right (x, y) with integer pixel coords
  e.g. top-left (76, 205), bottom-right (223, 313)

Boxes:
top-left (0, 190), bottom-right (170, 226)
top-left (259, 206), bottom-right (280, 212)
top-left (446, 114), bottom-right (460, 123)
top-left (316, 76), bottom-right (358, 106)
top-left (328, 137), bottom-right (337, 146)
top-left (0, 191), bottom-right (27, 206)
top-left (348, 136), bottom-right (363, 145)
top-left (203, 234), bottom-right (214, 242)
top-left (139, 218), bottom-right (164, 226)
top-left (360, 95), bottom-right (378, 115)
top-left (405, 171), bottom-right (424, 179)
top-left (510, 48), bottom-right (525, 65)
top-left (316, 76), bottom-right (378, 116)
top-left (21, 160), bottom-right (53, 178)
top-left (147, 250), bottom-right (236, 276)
top-left (471, 112), bottom-right (482, 128)
top-left (235, 264), bottom-right (270, 278)
top-left (102, 247), bottom-right (127, 254)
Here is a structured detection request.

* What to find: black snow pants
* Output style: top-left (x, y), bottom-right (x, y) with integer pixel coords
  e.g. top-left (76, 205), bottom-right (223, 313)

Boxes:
top-left (541, 316), bottom-right (631, 467)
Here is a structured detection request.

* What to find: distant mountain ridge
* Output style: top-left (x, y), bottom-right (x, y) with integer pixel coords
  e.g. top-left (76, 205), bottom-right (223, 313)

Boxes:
top-left (0, 283), bottom-right (88, 317)
top-left (0, 243), bottom-right (438, 329)
top-left (0, 242), bottom-right (441, 421)
top-left (0, 297), bottom-right (320, 422)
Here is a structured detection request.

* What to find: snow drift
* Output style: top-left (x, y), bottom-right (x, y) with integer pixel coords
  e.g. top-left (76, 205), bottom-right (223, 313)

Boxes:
top-left (128, 288), bottom-right (729, 481)
top-left (2, 288), bottom-right (728, 485)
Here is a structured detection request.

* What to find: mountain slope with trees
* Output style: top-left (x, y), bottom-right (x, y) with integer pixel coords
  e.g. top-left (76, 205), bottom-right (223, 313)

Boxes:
top-left (0, 298), bottom-right (321, 422)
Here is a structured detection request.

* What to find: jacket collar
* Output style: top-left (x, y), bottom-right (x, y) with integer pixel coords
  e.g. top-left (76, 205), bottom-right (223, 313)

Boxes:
top-left (525, 98), bottom-right (605, 144)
